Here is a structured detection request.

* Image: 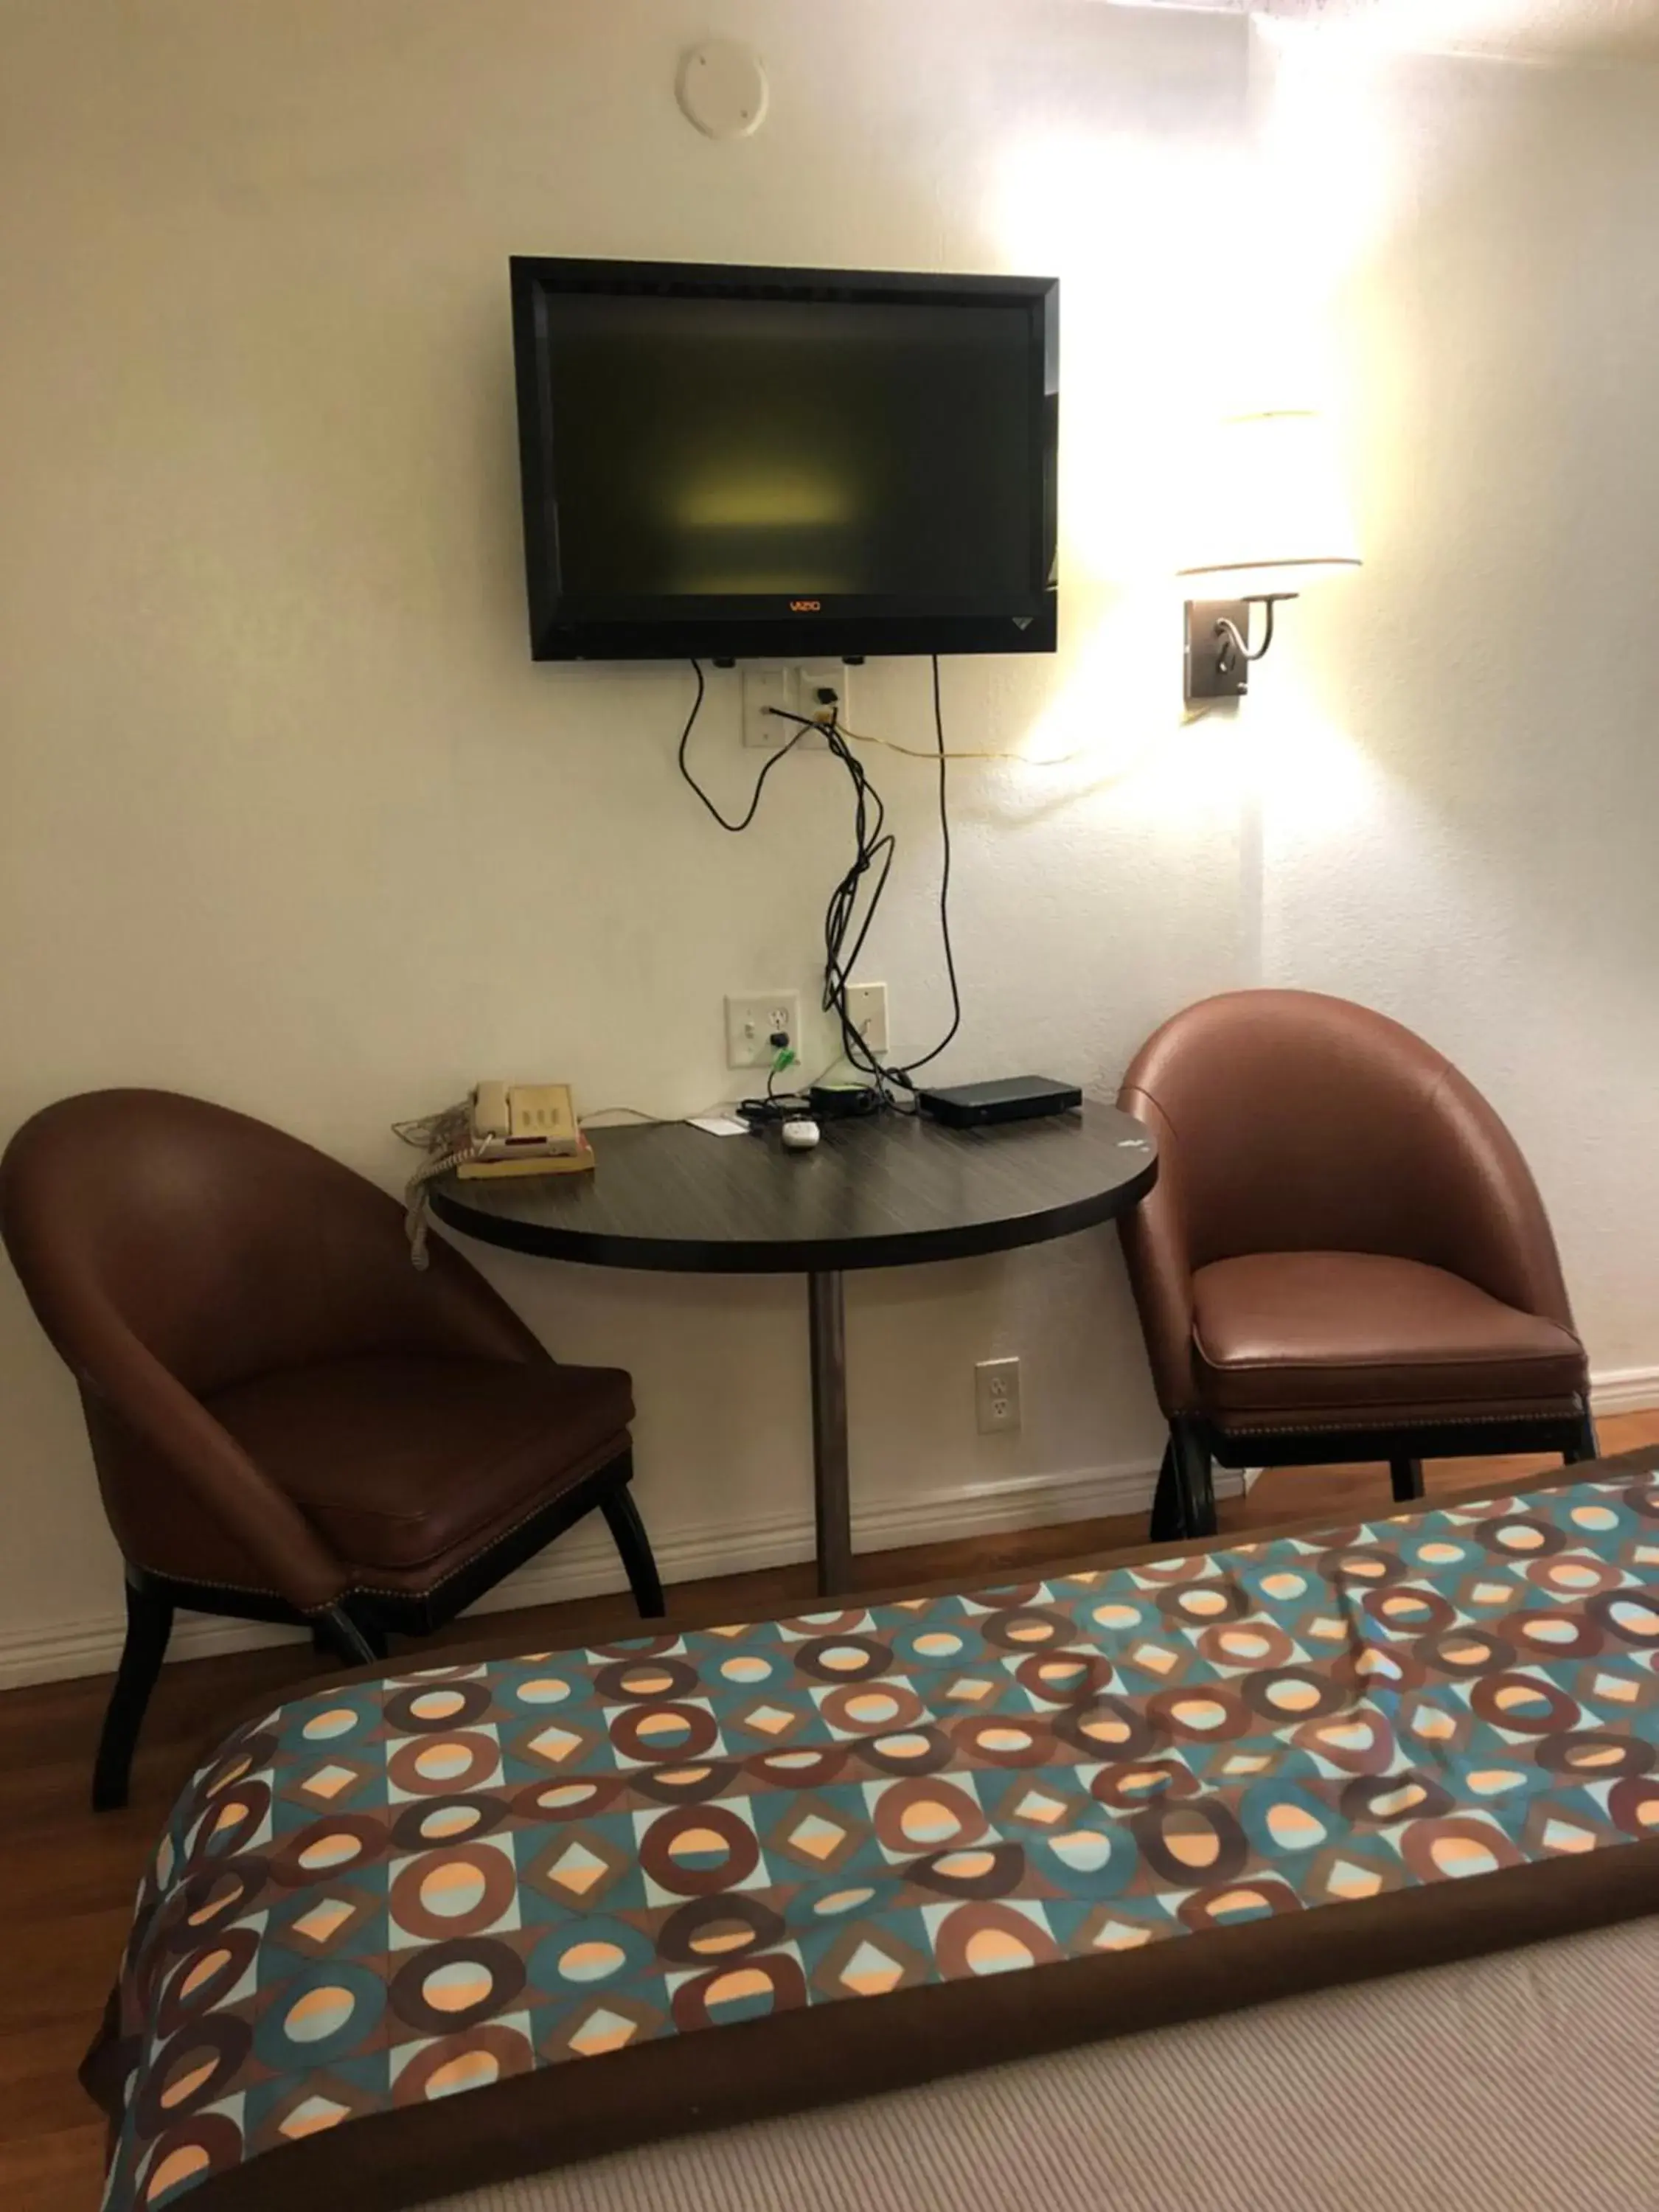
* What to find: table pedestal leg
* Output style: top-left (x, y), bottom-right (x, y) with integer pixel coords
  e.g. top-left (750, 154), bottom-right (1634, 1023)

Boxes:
top-left (808, 1269), bottom-right (852, 1596)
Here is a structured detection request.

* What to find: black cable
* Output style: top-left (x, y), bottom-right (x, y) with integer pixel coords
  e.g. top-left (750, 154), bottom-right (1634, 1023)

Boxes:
top-left (886, 654), bottom-right (961, 1082)
top-left (821, 726), bottom-right (896, 1076)
top-left (795, 655), bottom-right (961, 1095)
top-left (763, 703), bottom-right (897, 1096)
top-left (677, 658), bottom-right (809, 831)
top-left (680, 655), bottom-right (964, 1111)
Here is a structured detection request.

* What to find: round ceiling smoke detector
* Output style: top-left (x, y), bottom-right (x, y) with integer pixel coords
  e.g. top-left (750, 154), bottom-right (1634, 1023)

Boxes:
top-left (676, 40), bottom-right (768, 140)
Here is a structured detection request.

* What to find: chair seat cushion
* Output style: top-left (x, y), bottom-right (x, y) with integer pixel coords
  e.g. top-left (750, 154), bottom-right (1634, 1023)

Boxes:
top-left (1190, 1252), bottom-right (1587, 1430)
top-left (206, 1354), bottom-right (633, 1573)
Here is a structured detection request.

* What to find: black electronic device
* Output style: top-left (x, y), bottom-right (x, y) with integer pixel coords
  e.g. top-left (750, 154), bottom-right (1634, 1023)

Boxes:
top-left (510, 257), bottom-right (1059, 664)
top-left (808, 1082), bottom-right (884, 1122)
top-left (917, 1076), bottom-right (1083, 1130)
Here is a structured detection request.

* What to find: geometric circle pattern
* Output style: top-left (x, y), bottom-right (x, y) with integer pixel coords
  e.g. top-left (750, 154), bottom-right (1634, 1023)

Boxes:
top-left (97, 1470), bottom-right (1659, 2212)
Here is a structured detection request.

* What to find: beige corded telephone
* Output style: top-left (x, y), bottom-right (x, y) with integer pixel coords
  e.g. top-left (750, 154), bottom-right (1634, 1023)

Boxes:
top-left (467, 1081), bottom-right (580, 1162)
top-left (395, 1083), bottom-right (589, 1268)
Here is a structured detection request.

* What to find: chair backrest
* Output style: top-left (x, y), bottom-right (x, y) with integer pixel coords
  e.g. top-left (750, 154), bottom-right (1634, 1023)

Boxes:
top-left (0, 1088), bottom-right (540, 1402)
top-left (1116, 992), bottom-right (1573, 1412)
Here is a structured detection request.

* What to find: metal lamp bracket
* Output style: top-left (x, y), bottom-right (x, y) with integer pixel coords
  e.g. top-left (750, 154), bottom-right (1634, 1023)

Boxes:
top-left (1183, 594), bottom-right (1294, 702)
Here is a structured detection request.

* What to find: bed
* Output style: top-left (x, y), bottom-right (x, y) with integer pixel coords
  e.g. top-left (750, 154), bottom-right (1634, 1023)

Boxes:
top-left (87, 1456), bottom-right (1659, 2212)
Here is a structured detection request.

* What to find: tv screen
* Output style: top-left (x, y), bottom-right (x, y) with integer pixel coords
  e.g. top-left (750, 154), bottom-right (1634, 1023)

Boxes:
top-left (510, 259), bottom-right (1058, 662)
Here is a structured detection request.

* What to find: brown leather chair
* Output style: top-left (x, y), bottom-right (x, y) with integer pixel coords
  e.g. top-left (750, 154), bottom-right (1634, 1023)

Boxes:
top-left (1116, 991), bottom-right (1596, 1541)
top-left (0, 1089), bottom-right (664, 1809)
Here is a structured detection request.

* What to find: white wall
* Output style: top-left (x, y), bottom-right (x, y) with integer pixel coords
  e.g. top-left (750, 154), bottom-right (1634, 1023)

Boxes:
top-left (1244, 27), bottom-right (1659, 1378)
top-left (0, 0), bottom-right (1655, 1683)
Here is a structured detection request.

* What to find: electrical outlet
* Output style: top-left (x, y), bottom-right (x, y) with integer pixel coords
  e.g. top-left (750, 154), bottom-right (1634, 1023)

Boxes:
top-left (740, 663), bottom-right (852, 749)
top-left (975, 1357), bottom-right (1022, 1436)
top-left (726, 990), bottom-right (801, 1071)
top-left (845, 981), bottom-right (888, 1056)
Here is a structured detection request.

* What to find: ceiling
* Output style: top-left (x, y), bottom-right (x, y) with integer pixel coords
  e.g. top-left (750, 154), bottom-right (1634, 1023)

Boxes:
top-left (1112, 0), bottom-right (1659, 62)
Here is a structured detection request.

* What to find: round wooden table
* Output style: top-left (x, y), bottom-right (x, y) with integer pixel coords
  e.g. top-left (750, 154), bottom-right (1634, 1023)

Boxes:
top-left (431, 1101), bottom-right (1157, 1593)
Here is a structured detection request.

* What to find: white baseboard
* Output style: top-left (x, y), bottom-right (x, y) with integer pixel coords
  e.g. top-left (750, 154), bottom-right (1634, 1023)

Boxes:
top-left (0, 1447), bottom-right (1211, 1692)
top-left (4, 1363), bottom-right (1652, 1695)
top-left (1590, 1366), bottom-right (1659, 1416)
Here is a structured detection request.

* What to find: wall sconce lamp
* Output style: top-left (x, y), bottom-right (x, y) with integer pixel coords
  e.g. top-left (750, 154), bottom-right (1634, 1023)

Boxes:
top-left (1178, 410), bottom-right (1361, 703)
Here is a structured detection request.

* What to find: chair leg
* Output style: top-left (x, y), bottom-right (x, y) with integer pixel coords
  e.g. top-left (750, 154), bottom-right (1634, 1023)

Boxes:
top-left (602, 1483), bottom-right (665, 1619)
top-left (312, 1608), bottom-right (385, 1665)
top-left (92, 1570), bottom-right (174, 1812)
top-left (1563, 1409), bottom-right (1600, 1467)
top-left (1389, 1456), bottom-right (1427, 1503)
top-left (1169, 1417), bottom-right (1217, 1542)
top-left (1149, 1443), bottom-right (1186, 1543)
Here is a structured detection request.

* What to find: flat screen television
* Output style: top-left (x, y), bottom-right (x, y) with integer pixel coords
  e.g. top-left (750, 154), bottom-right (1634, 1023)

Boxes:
top-left (509, 257), bottom-right (1058, 663)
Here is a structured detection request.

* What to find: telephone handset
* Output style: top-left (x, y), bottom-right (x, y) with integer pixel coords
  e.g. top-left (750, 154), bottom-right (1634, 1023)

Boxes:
top-left (468, 1082), bottom-right (580, 1161)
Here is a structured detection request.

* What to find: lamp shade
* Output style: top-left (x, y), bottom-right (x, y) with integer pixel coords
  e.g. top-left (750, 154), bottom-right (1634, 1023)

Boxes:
top-left (1176, 409), bottom-right (1361, 599)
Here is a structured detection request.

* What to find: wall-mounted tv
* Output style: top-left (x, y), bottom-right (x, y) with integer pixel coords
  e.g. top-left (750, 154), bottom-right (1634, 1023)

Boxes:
top-left (509, 257), bottom-right (1058, 663)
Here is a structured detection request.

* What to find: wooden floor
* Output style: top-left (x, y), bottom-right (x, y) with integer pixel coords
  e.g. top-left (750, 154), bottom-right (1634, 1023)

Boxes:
top-left (4, 1410), bottom-right (1656, 2209)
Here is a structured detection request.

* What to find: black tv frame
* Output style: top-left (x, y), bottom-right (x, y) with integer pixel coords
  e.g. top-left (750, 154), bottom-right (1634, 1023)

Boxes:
top-left (509, 257), bottom-right (1059, 664)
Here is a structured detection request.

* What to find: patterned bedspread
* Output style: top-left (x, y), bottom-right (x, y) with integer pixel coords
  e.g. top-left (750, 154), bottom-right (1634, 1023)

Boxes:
top-left (94, 1471), bottom-right (1659, 2211)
